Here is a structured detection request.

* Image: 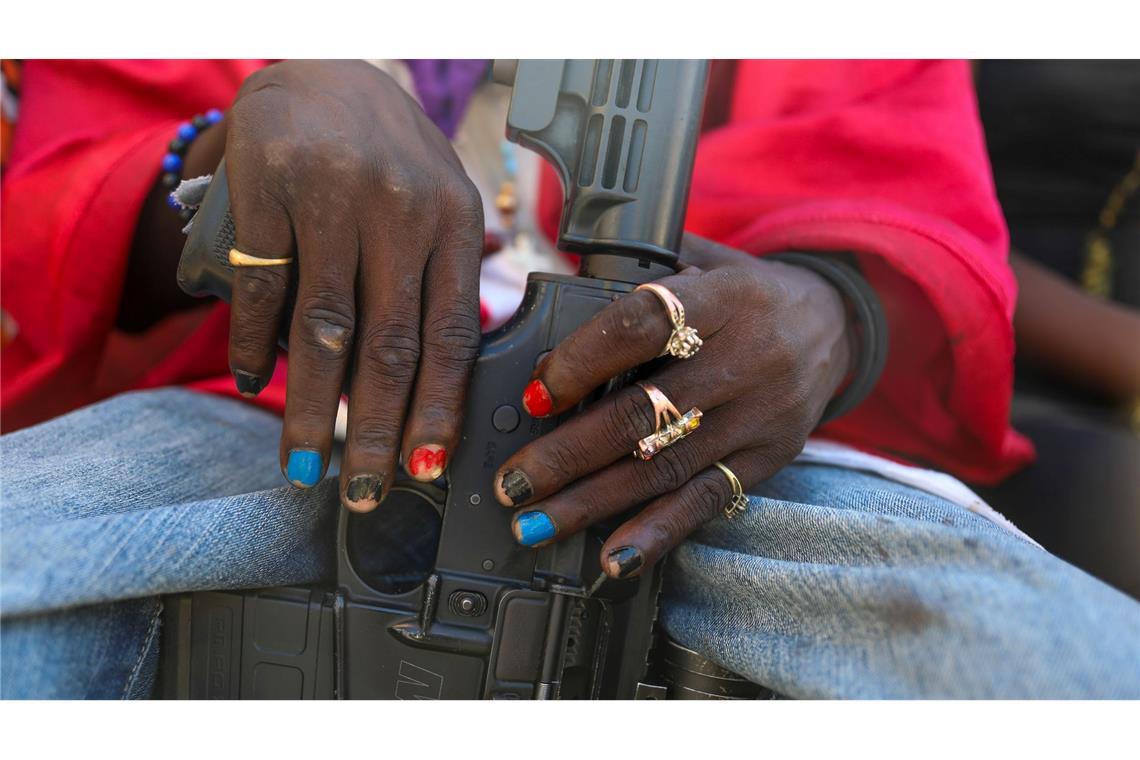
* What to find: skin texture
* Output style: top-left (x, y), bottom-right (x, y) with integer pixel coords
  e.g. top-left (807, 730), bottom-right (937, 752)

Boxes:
top-left (1009, 249), bottom-right (1140, 404)
top-left (220, 60), bottom-right (485, 511)
top-left (494, 234), bottom-right (854, 578)
top-left (124, 63), bottom-right (852, 565)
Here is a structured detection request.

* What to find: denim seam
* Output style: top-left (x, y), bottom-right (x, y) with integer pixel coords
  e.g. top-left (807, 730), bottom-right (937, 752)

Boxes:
top-left (121, 599), bottom-right (162, 700)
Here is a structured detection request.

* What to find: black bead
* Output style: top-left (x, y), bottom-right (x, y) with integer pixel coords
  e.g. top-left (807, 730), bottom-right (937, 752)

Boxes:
top-left (178, 208), bottom-right (194, 222)
top-left (191, 115), bottom-right (209, 131)
top-left (161, 172), bottom-right (180, 189)
top-left (168, 138), bottom-right (186, 154)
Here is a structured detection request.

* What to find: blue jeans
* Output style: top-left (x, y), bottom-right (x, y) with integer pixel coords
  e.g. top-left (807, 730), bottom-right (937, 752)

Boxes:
top-left (2, 389), bottom-right (1138, 698)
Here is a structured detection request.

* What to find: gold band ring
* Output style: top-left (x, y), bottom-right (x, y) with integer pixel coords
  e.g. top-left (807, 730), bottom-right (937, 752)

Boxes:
top-left (712, 461), bottom-right (749, 519)
top-left (228, 248), bottom-right (294, 267)
top-left (634, 382), bottom-right (702, 460)
top-left (634, 282), bottom-right (703, 359)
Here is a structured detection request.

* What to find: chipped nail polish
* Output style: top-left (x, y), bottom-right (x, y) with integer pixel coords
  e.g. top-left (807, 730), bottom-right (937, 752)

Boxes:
top-left (286, 449), bottom-right (322, 488)
top-left (522, 379), bottom-right (553, 418)
top-left (234, 370), bottom-right (265, 397)
top-left (499, 469), bottom-right (533, 506)
top-left (344, 474), bottom-right (383, 510)
top-left (514, 511), bottom-right (556, 546)
top-left (605, 546), bottom-right (644, 579)
top-left (408, 444), bottom-right (447, 481)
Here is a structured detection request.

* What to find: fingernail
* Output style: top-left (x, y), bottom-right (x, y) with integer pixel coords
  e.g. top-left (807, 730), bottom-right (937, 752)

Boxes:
top-left (513, 511), bottom-right (556, 546)
top-left (522, 379), bottom-right (553, 418)
top-left (407, 444), bottom-right (447, 481)
top-left (286, 449), bottom-right (323, 488)
top-left (344, 474), bottom-right (383, 511)
top-left (499, 469), bottom-right (533, 506)
top-left (605, 546), bottom-right (644, 579)
top-left (234, 370), bottom-right (265, 397)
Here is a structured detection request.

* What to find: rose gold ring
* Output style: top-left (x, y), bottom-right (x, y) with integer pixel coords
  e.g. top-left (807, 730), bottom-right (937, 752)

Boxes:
top-left (228, 248), bottom-right (294, 267)
top-left (634, 382), bottom-right (702, 460)
top-left (634, 282), bottom-right (703, 359)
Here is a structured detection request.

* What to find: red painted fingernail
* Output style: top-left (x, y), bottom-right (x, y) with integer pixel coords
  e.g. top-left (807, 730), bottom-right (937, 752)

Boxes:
top-left (408, 444), bottom-right (447, 481)
top-left (522, 379), bottom-right (553, 418)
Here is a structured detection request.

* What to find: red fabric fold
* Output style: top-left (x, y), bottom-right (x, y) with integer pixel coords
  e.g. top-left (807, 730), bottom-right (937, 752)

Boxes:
top-left (685, 60), bottom-right (1033, 482)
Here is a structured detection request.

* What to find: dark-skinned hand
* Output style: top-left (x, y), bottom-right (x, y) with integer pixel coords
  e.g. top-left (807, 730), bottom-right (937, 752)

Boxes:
top-left (493, 234), bottom-right (855, 579)
top-left (223, 60), bottom-right (485, 511)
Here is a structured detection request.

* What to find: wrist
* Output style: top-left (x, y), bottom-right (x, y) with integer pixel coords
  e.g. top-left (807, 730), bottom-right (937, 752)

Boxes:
top-left (765, 252), bottom-right (888, 424)
top-left (182, 115), bottom-right (227, 179)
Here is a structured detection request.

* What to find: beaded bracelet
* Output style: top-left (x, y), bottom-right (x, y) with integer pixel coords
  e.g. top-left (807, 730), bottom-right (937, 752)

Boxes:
top-left (163, 108), bottom-right (223, 221)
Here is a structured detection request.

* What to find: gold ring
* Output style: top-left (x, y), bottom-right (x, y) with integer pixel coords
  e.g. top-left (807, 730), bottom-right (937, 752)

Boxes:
top-left (712, 461), bottom-right (749, 519)
top-left (634, 282), bottom-right (703, 359)
top-left (634, 382), bottom-right (702, 460)
top-left (228, 248), bottom-right (294, 267)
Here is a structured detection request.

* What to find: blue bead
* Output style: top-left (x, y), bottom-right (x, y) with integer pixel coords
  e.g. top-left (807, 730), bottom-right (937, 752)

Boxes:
top-left (161, 153), bottom-right (183, 173)
top-left (166, 193), bottom-right (180, 208)
top-left (177, 122), bottom-right (198, 141)
top-left (206, 108), bottom-right (223, 124)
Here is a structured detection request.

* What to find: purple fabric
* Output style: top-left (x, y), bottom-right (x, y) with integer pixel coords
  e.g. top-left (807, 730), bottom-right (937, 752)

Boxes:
top-left (403, 59), bottom-right (489, 139)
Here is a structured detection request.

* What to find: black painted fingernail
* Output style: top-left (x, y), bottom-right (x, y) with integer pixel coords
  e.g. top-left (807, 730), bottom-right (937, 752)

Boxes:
top-left (344, 474), bottom-right (384, 512)
top-left (500, 469), bottom-right (533, 506)
top-left (234, 370), bottom-right (265, 397)
top-left (605, 546), bottom-right (644, 579)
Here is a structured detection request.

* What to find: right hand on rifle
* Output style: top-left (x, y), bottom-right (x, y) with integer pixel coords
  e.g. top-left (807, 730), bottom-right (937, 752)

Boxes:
top-left (221, 60), bottom-right (485, 511)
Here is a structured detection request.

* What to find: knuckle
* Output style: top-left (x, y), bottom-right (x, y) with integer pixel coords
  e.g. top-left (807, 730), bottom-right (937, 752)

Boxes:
top-left (535, 440), bottom-right (582, 484)
top-left (297, 296), bottom-right (355, 358)
top-left (612, 295), bottom-right (667, 356)
top-left (236, 267), bottom-right (288, 308)
top-left (441, 175), bottom-right (484, 219)
top-left (229, 329), bottom-right (271, 362)
top-left (357, 318), bottom-right (421, 385)
top-left (766, 332), bottom-right (801, 383)
top-left (602, 393), bottom-right (655, 450)
top-left (423, 308), bottom-right (480, 365)
top-left (412, 388), bottom-right (464, 429)
top-left (682, 472), bottom-right (729, 523)
top-left (381, 165), bottom-right (433, 213)
top-left (347, 414), bottom-right (400, 456)
top-left (649, 444), bottom-right (700, 493)
top-left (648, 517), bottom-right (679, 550)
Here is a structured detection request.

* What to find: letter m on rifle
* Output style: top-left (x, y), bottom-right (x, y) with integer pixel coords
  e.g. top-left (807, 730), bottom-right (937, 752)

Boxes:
top-left (395, 660), bottom-right (444, 700)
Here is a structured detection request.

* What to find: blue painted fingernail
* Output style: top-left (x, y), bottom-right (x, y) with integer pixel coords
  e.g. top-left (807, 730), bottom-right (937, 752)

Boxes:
top-left (513, 511), bottom-right (556, 546)
top-left (286, 449), bottom-right (323, 488)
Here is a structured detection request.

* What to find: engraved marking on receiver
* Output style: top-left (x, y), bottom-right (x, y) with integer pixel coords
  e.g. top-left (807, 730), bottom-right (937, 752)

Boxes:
top-left (395, 660), bottom-right (444, 700)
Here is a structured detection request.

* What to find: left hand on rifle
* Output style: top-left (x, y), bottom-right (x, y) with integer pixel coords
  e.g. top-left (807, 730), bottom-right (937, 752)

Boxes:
top-left (493, 234), bottom-right (855, 578)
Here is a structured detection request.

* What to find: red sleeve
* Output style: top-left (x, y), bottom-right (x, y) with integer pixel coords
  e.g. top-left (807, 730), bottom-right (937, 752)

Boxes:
top-left (539, 60), bottom-right (1032, 484)
top-left (1, 60), bottom-right (267, 432)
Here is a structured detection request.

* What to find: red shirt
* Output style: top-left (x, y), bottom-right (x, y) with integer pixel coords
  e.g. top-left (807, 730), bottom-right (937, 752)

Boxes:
top-left (0, 59), bottom-right (1033, 484)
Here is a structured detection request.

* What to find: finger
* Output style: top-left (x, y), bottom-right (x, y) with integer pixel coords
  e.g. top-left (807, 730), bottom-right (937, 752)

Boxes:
top-left (494, 338), bottom-right (747, 507)
top-left (599, 447), bottom-right (779, 579)
top-left (338, 226), bottom-right (424, 512)
top-left (401, 189), bottom-right (484, 482)
top-left (509, 402), bottom-right (747, 547)
top-left (520, 268), bottom-right (733, 419)
top-left (278, 221), bottom-right (359, 489)
top-left (226, 168), bottom-right (295, 397)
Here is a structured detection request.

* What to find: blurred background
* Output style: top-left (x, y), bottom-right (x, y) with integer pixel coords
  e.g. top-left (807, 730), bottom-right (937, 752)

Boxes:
top-left (971, 61), bottom-right (1138, 600)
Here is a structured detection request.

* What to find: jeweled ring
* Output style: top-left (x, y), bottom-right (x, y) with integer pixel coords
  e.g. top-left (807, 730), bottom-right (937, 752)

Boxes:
top-left (634, 282), bottom-right (703, 359)
top-left (228, 248), bottom-right (294, 267)
top-left (712, 461), bottom-right (749, 519)
top-left (635, 382), bottom-right (702, 460)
